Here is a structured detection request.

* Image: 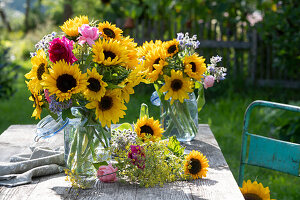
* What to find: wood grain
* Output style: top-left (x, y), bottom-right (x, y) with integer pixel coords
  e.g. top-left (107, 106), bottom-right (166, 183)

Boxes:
top-left (0, 124), bottom-right (244, 200)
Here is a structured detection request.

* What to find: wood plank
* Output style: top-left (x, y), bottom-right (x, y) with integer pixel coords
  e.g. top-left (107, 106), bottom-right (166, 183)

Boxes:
top-left (199, 40), bottom-right (250, 49)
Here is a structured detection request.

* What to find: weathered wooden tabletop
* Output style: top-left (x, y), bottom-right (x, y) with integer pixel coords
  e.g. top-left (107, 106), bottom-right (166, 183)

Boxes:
top-left (0, 124), bottom-right (244, 200)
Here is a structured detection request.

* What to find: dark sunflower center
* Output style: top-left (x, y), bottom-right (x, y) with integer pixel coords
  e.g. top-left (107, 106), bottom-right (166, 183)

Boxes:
top-left (189, 158), bottom-right (201, 175)
top-left (87, 78), bottom-right (101, 92)
top-left (152, 58), bottom-right (161, 71)
top-left (37, 63), bottom-right (45, 80)
top-left (56, 74), bottom-right (77, 93)
top-left (99, 96), bottom-right (113, 111)
top-left (31, 94), bottom-right (37, 106)
top-left (154, 58), bottom-right (160, 65)
top-left (243, 193), bottom-right (262, 200)
top-left (190, 62), bottom-right (196, 73)
top-left (140, 125), bottom-right (154, 136)
top-left (167, 45), bottom-right (177, 54)
top-left (103, 28), bottom-right (115, 39)
top-left (171, 79), bottom-right (183, 91)
top-left (103, 50), bottom-right (116, 60)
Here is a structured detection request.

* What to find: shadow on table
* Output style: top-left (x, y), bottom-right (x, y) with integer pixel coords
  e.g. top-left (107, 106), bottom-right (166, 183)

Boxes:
top-left (51, 177), bottom-right (217, 200)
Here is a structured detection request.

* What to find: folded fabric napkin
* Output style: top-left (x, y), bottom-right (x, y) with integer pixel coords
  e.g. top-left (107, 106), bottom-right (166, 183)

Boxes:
top-left (0, 146), bottom-right (65, 187)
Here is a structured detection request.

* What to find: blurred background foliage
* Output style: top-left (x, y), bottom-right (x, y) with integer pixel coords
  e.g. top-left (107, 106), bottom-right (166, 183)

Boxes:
top-left (0, 0), bottom-right (299, 199)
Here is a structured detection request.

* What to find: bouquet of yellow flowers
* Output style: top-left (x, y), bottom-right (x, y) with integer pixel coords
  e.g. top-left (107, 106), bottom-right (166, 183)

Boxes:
top-left (138, 33), bottom-right (227, 141)
top-left (25, 16), bottom-right (143, 176)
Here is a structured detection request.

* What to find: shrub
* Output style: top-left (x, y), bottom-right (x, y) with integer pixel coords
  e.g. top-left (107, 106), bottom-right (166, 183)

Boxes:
top-left (0, 42), bottom-right (20, 99)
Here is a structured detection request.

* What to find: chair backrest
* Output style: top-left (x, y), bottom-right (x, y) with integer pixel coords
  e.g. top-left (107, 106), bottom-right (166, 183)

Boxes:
top-left (238, 100), bottom-right (300, 187)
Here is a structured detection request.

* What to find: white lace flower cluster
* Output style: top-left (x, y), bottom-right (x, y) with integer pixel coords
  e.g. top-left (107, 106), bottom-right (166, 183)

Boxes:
top-left (176, 32), bottom-right (200, 50)
top-left (207, 55), bottom-right (227, 81)
top-left (30, 32), bottom-right (57, 57)
top-left (110, 129), bottom-right (137, 152)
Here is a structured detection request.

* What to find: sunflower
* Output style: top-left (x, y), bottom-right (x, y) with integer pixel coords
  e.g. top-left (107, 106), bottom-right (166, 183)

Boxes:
top-left (135, 116), bottom-right (164, 141)
top-left (184, 150), bottom-right (209, 179)
top-left (85, 89), bottom-right (127, 127)
top-left (60, 15), bottom-right (89, 37)
top-left (83, 68), bottom-right (108, 101)
top-left (119, 36), bottom-right (139, 70)
top-left (25, 49), bottom-right (48, 92)
top-left (42, 60), bottom-right (87, 102)
top-left (160, 70), bottom-right (193, 104)
top-left (164, 39), bottom-right (179, 57)
top-left (183, 54), bottom-right (206, 81)
top-left (147, 59), bottom-right (168, 82)
top-left (240, 180), bottom-right (275, 200)
top-left (98, 21), bottom-right (123, 41)
top-left (29, 89), bottom-right (43, 120)
top-left (143, 47), bottom-right (166, 72)
top-left (92, 39), bottom-right (128, 67)
top-left (117, 65), bottom-right (144, 103)
top-left (137, 40), bottom-right (163, 58)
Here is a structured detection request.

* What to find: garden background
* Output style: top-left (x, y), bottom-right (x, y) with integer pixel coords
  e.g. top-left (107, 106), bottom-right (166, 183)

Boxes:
top-left (0, 0), bottom-right (299, 199)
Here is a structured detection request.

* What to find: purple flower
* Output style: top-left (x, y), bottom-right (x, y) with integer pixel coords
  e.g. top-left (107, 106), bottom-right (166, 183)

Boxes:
top-left (49, 95), bottom-right (72, 114)
top-left (128, 145), bottom-right (145, 169)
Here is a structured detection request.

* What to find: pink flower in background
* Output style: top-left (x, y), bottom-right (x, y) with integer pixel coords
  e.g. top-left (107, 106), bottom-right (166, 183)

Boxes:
top-left (48, 36), bottom-right (77, 64)
top-left (128, 145), bottom-right (145, 169)
top-left (247, 11), bottom-right (263, 26)
top-left (97, 163), bottom-right (118, 183)
top-left (204, 75), bottom-right (215, 89)
top-left (44, 89), bottom-right (51, 103)
top-left (78, 24), bottom-right (99, 46)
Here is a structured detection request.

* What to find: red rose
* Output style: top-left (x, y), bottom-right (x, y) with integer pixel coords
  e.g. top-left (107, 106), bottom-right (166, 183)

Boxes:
top-left (48, 36), bottom-right (77, 64)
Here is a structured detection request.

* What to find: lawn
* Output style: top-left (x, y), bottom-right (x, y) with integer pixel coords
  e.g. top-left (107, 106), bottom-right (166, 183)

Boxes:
top-left (0, 64), bottom-right (299, 200)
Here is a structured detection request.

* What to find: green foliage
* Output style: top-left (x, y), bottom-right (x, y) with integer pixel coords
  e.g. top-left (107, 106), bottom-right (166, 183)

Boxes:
top-left (257, 0), bottom-right (300, 79)
top-left (92, 161), bottom-right (108, 170)
top-left (261, 102), bottom-right (300, 144)
top-left (0, 43), bottom-right (20, 99)
top-left (167, 136), bottom-right (185, 157)
top-left (113, 138), bottom-right (188, 187)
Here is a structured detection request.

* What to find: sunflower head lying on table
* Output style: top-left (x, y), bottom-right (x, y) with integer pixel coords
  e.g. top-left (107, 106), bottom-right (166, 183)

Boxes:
top-left (25, 16), bottom-right (144, 127)
top-left (98, 110), bottom-right (210, 187)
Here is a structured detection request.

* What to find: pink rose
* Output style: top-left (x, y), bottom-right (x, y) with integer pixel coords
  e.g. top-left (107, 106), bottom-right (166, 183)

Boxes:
top-left (128, 145), bottom-right (145, 169)
top-left (97, 163), bottom-right (118, 183)
top-left (48, 36), bottom-right (77, 64)
top-left (44, 89), bottom-right (51, 103)
top-left (204, 75), bottom-right (215, 89)
top-left (78, 24), bottom-right (99, 46)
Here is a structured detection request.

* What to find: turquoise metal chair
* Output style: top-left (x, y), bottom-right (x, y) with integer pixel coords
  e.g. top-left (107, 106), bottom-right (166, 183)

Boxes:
top-left (238, 100), bottom-right (300, 187)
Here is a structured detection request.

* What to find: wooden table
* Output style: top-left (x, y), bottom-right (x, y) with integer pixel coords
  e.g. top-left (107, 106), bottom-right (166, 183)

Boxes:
top-left (0, 124), bottom-right (244, 200)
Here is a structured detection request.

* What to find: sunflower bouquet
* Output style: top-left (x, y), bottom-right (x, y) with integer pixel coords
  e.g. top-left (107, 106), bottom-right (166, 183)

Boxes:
top-left (87, 106), bottom-right (210, 188)
top-left (138, 32), bottom-right (227, 141)
top-left (25, 16), bottom-right (143, 176)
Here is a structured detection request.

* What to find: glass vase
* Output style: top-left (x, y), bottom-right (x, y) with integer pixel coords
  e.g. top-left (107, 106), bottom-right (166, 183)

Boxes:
top-left (64, 115), bottom-right (111, 177)
top-left (160, 92), bottom-right (199, 142)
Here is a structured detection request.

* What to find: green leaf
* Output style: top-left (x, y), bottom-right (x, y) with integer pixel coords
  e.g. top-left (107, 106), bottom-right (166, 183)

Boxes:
top-left (167, 136), bottom-right (185, 157)
top-left (62, 108), bottom-right (75, 121)
top-left (197, 84), bottom-right (205, 112)
top-left (139, 103), bottom-right (149, 119)
top-left (194, 81), bottom-right (202, 89)
top-left (93, 161), bottom-right (108, 170)
top-left (106, 83), bottom-right (123, 89)
top-left (115, 123), bottom-right (132, 131)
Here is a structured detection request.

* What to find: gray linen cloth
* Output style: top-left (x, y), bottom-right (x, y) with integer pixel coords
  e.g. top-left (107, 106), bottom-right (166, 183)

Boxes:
top-left (0, 146), bottom-right (65, 187)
